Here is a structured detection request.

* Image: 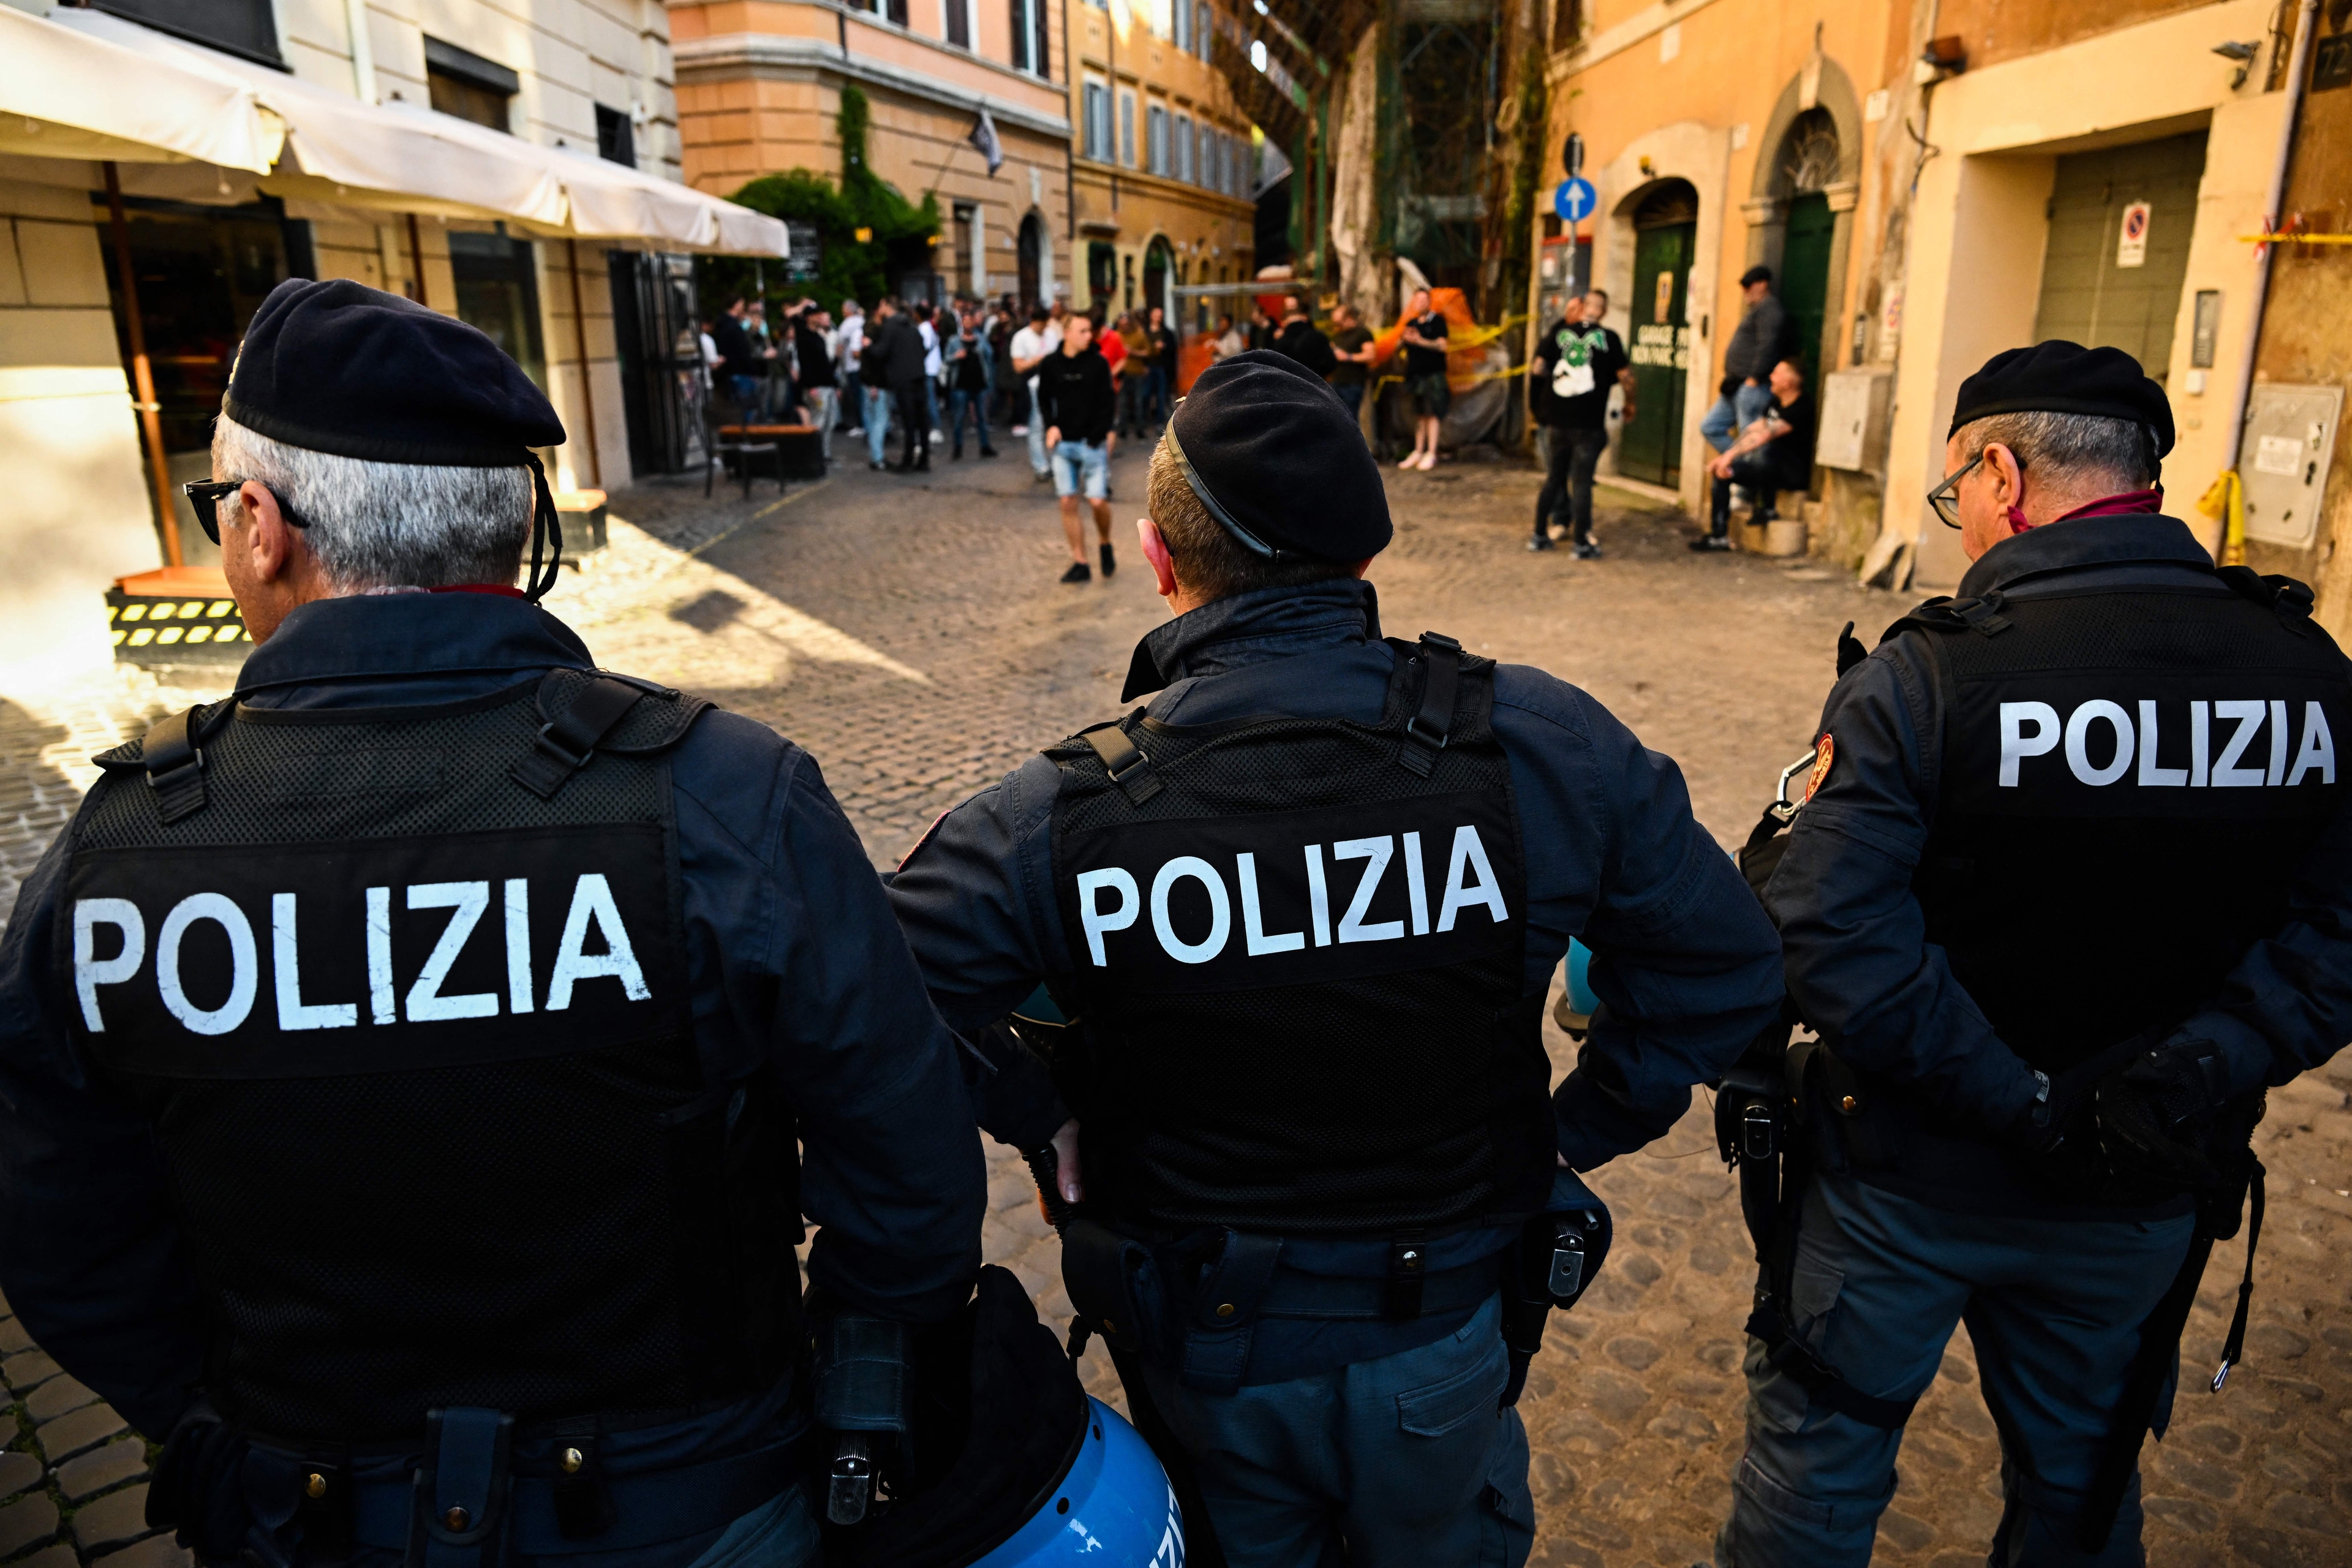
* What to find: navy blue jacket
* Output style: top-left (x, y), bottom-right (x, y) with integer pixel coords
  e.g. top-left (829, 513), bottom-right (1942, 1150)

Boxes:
top-left (1768, 516), bottom-right (2352, 1205)
top-left (0, 594), bottom-right (986, 1439)
top-left (887, 579), bottom-right (1784, 1375)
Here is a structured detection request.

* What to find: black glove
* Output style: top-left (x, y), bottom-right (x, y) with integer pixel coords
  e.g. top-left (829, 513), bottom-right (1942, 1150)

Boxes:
top-left (146, 1401), bottom-right (249, 1564)
top-left (2096, 1037), bottom-right (2235, 1189)
top-left (2001, 1062), bottom-right (2101, 1156)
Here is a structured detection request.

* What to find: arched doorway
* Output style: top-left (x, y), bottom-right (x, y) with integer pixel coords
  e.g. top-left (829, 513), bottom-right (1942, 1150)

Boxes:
top-left (1618, 179), bottom-right (1697, 488)
top-left (1017, 213), bottom-right (1044, 309)
top-left (1143, 237), bottom-right (1174, 320)
top-left (1775, 107), bottom-right (1841, 396)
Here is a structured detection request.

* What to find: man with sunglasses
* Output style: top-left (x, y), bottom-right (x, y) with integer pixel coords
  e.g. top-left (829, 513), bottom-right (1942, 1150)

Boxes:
top-left (1714, 340), bottom-right (2352, 1566)
top-left (888, 350), bottom-right (1785, 1566)
top-left (0, 279), bottom-right (984, 1567)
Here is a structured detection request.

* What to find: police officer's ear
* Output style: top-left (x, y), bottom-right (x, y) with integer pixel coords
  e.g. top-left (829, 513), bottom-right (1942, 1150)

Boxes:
top-left (1136, 516), bottom-right (1181, 600)
top-left (230, 481), bottom-right (305, 584)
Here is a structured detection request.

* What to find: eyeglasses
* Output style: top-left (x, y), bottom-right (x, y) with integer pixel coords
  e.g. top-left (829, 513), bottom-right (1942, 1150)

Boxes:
top-left (1926, 453), bottom-right (1987, 529)
top-left (182, 480), bottom-right (308, 546)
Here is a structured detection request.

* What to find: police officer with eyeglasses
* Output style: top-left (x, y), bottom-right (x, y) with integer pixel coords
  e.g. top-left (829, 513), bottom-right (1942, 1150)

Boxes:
top-left (1713, 341), bottom-right (2352, 1566)
top-left (888, 350), bottom-right (1785, 1566)
top-left (0, 280), bottom-right (985, 1567)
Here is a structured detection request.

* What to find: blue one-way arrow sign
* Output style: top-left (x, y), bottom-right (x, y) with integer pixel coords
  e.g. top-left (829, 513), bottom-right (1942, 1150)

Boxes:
top-left (1554, 176), bottom-right (1597, 224)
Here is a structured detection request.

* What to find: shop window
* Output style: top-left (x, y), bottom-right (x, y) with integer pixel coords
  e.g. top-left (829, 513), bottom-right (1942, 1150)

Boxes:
top-left (449, 231), bottom-right (547, 390)
top-left (595, 105), bottom-right (636, 168)
top-left (92, 0), bottom-right (281, 66)
top-left (426, 37), bottom-right (519, 132)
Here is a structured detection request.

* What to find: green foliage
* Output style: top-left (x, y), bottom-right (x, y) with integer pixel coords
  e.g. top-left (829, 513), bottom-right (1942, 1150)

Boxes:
top-left (701, 85), bottom-right (941, 318)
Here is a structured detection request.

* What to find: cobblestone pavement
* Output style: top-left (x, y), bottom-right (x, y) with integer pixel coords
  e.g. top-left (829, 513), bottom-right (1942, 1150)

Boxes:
top-left (0, 443), bottom-right (2345, 1567)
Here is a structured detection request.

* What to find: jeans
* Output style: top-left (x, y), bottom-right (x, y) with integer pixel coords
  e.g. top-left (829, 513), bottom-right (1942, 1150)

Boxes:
top-left (1049, 438), bottom-right (1110, 500)
top-left (1536, 424), bottom-right (1609, 543)
top-left (922, 379), bottom-right (941, 435)
top-left (948, 386), bottom-right (991, 453)
top-left (726, 375), bottom-right (766, 421)
top-left (863, 384), bottom-right (893, 467)
top-left (801, 386), bottom-right (837, 459)
top-left (1142, 365), bottom-right (1170, 428)
top-left (1709, 451), bottom-right (1787, 533)
top-left (1702, 380), bottom-right (1776, 453)
top-left (894, 379), bottom-right (929, 467)
top-left (1027, 398), bottom-right (1050, 476)
top-left (1142, 1294), bottom-right (1534, 1568)
top-left (1333, 382), bottom-right (1366, 434)
top-left (1716, 1174), bottom-right (2196, 1568)
top-left (838, 370), bottom-right (862, 428)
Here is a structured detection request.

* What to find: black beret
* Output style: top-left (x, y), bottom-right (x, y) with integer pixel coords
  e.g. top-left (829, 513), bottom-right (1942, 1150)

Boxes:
top-left (1948, 339), bottom-right (2174, 457)
top-left (1166, 350), bottom-right (1392, 562)
top-left (224, 278), bottom-right (565, 465)
top-left (1739, 265), bottom-right (1773, 287)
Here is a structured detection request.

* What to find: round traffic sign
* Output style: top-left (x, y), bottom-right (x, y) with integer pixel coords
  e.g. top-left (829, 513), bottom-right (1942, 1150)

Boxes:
top-left (1554, 177), bottom-right (1597, 224)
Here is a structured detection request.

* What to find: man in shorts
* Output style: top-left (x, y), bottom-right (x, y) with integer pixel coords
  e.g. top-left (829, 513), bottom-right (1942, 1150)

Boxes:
top-left (1035, 312), bottom-right (1120, 584)
top-left (1399, 287), bottom-right (1450, 470)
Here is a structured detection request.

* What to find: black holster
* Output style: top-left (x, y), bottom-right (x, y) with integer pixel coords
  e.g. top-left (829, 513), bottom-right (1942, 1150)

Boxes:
top-left (1499, 1169), bottom-right (1612, 1406)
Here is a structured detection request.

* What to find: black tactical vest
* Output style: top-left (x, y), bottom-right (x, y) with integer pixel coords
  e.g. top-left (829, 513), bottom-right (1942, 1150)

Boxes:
top-left (1046, 635), bottom-right (1552, 1240)
top-left (60, 672), bottom-right (800, 1442)
top-left (1901, 573), bottom-right (2352, 1075)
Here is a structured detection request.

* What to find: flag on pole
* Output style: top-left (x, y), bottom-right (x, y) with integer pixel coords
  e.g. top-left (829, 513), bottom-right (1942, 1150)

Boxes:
top-left (969, 109), bottom-right (1004, 176)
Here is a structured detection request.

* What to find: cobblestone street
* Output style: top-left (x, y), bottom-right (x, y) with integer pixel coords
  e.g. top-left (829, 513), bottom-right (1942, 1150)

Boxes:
top-left (0, 446), bottom-right (2346, 1567)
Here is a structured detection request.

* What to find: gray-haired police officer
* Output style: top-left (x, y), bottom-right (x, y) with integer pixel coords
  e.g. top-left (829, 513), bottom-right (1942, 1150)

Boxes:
top-left (888, 350), bottom-right (1785, 1566)
top-left (0, 281), bottom-right (984, 1566)
top-left (1716, 341), bottom-right (2352, 1566)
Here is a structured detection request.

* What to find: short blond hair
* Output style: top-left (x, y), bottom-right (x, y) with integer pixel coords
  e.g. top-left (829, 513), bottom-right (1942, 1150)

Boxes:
top-left (1146, 433), bottom-right (1353, 603)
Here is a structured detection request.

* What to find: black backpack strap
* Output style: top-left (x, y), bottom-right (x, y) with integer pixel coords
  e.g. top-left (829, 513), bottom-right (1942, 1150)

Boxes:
top-left (1398, 631), bottom-right (1463, 777)
top-left (511, 676), bottom-right (649, 800)
top-left (140, 706), bottom-right (215, 825)
top-left (1082, 717), bottom-right (1161, 805)
top-left (1879, 591), bottom-right (2011, 645)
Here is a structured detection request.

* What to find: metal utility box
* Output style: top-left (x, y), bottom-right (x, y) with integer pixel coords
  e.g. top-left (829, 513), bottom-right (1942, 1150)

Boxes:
top-left (1817, 369), bottom-right (1893, 473)
top-left (2240, 383), bottom-right (2343, 550)
top-left (108, 567), bottom-right (250, 669)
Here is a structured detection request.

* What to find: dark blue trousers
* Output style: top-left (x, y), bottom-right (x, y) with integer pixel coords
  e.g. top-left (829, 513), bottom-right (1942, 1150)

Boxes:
top-left (1717, 1174), bottom-right (2196, 1567)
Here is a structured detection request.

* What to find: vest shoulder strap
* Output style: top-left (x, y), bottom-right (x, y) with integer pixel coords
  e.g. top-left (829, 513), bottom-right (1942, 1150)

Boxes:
top-left (513, 671), bottom-right (712, 801)
top-left (1079, 715), bottom-right (1161, 805)
top-left (2215, 565), bottom-right (2318, 632)
top-left (1877, 591), bottom-right (2012, 646)
top-left (91, 700), bottom-right (238, 825)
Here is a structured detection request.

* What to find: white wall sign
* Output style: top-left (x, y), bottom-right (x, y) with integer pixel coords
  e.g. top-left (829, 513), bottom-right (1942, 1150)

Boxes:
top-left (2116, 202), bottom-right (2151, 269)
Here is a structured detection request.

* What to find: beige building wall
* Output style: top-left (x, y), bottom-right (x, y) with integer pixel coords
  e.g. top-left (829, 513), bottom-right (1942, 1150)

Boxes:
top-left (1888, 0), bottom-right (2286, 588)
top-left (1536, 0), bottom-right (1909, 532)
top-left (0, 176), bottom-right (158, 680)
top-left (1068, 0), bottom-right (1256, 324)
top-left (671, 0), bottom-right (1073, 303)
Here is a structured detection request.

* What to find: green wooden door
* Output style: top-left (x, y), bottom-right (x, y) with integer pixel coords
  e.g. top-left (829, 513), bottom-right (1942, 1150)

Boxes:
top-left (2033, 132), bottom-right (2208, 383)
top-left (1621, 221), bottom-right (1693, 487)
top-left (1780, 192), bottom-right (1834, 393)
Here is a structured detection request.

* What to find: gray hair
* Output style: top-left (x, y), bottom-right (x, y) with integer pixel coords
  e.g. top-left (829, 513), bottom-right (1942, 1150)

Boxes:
top-left (211, 415), bottom-right (533, 592)
top-left (1955, 409), bottom-right (2155, 489)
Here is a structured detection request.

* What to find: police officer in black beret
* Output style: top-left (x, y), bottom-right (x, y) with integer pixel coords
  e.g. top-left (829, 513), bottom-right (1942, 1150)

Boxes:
top-left (888, 350), bottom-right (1785, 1564)
top-left (1714, 341), bottom-right (2352, 1566)
top-left (0, 280), bottom-right (984, 1566)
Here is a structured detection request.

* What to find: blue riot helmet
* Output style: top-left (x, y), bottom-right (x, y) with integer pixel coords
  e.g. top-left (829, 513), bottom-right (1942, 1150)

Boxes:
top-left (827, 1265), bottom-right (1183, 1568)
top-left (1551, 939), bottom-right (1599, 1038)
top-left (970, 1398), bottom-right (1183, 1567)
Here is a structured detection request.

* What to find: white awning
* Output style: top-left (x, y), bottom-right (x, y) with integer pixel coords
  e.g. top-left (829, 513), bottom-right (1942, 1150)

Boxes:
top-left (0, 4), bottom-right (282, 172)
top-left (28, 8), bottom-right (784, 255)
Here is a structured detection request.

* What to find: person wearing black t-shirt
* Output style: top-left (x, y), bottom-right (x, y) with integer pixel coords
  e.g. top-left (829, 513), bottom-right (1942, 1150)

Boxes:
top-left (1398, 288), bottom-right (1450, 471)
top-left (1528, 290), bottom-right (1635, 557)
top-left (1693, 358), bottom-right (1813, 551)
top-left (1033, 314), bottom-right (1120, 584)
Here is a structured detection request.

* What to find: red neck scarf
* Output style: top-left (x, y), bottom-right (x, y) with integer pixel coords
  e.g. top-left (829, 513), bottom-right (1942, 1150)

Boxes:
top-left (2007, 487), bottom-right (2163, 535)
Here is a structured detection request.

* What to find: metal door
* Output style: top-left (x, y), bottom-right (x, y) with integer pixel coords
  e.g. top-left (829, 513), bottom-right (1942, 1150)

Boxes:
top-left (1781, 192), bottom-right (1833, 393)
top-left (2033, 132), bottom-right (2208, 382)
top-left (1620, 220), bottom-right (1692, 487)
top-left (609, 252), bottom-right (703, 477)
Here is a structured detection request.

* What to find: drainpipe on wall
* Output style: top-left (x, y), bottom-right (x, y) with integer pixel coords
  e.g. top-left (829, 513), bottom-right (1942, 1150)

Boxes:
top-left (343, 0), bottom-right (376, 102)
top-left (2218, 0), bottom-right (2320, 565)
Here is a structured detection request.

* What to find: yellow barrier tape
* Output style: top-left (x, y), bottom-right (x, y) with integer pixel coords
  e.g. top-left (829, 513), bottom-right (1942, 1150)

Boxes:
top-left (2198, 467), bottom-right (2245, 567)
top-left (2238, 233), bottom-right (2352, 244)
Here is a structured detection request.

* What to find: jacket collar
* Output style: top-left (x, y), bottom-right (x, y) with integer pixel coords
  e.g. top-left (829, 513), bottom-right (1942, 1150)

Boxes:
top-left (1121, 578), bottom-right (1381, 700)
top-left (236, 592), bottom-right (595, 695)
top-left (1955, 514), bottom-right (2215, 600)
